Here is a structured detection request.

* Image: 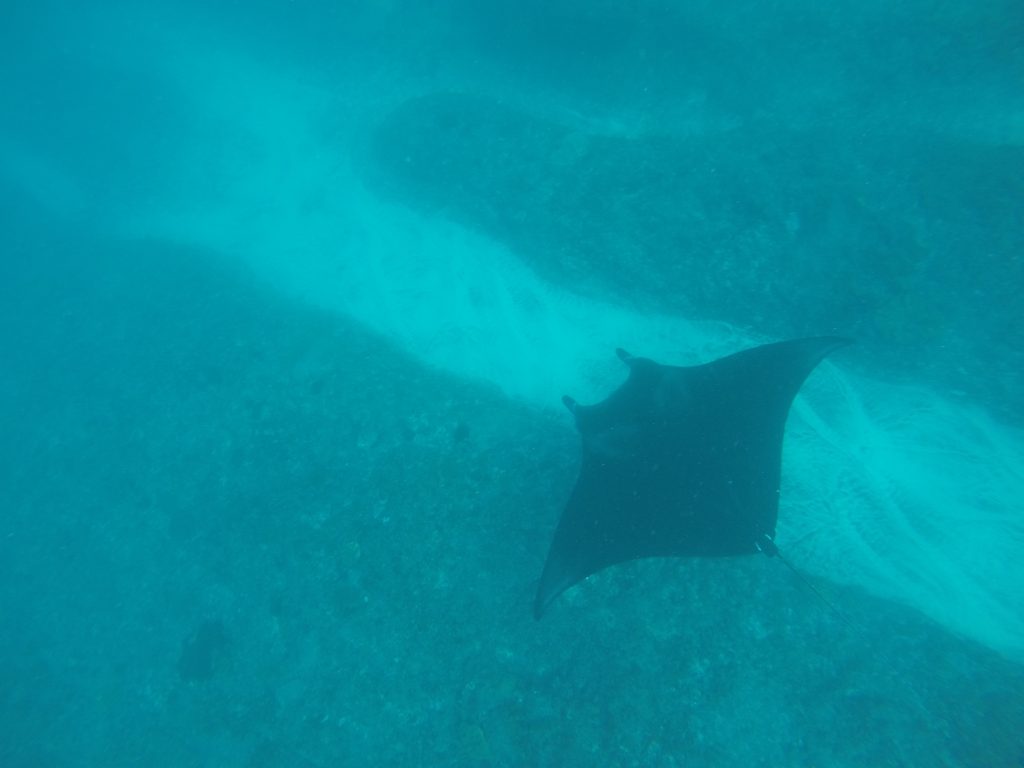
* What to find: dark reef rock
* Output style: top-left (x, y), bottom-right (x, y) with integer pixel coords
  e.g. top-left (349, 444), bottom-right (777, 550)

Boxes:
top-left (367, 91), bottom-right (1024, 422)
top-left (178, 619), bottom-right (228, 682)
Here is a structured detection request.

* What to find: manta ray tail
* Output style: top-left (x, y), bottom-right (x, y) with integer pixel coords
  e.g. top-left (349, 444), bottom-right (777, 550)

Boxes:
top-left (759, 534), bottom-right (855, 628)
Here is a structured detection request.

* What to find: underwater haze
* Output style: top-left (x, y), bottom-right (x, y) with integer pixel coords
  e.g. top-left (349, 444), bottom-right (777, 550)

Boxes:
top-left (2, 1), bottom-right (1023, 766)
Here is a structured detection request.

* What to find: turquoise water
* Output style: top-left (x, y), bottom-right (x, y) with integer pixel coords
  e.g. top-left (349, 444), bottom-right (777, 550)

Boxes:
top-left (2, 2), bottom-right (1022, 765)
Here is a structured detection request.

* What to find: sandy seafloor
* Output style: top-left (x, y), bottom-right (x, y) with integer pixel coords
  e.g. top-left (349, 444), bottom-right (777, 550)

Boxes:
top-left (2, 2), bottom-right (1023, 766)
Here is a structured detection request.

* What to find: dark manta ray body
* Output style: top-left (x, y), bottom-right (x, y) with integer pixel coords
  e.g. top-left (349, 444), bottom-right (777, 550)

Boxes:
top-left (535, 337), bottom-right (850, 618)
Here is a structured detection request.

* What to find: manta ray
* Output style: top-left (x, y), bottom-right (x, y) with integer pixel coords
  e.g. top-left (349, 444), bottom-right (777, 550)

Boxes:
top-left (535, 336), bottom-right (850, 618)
